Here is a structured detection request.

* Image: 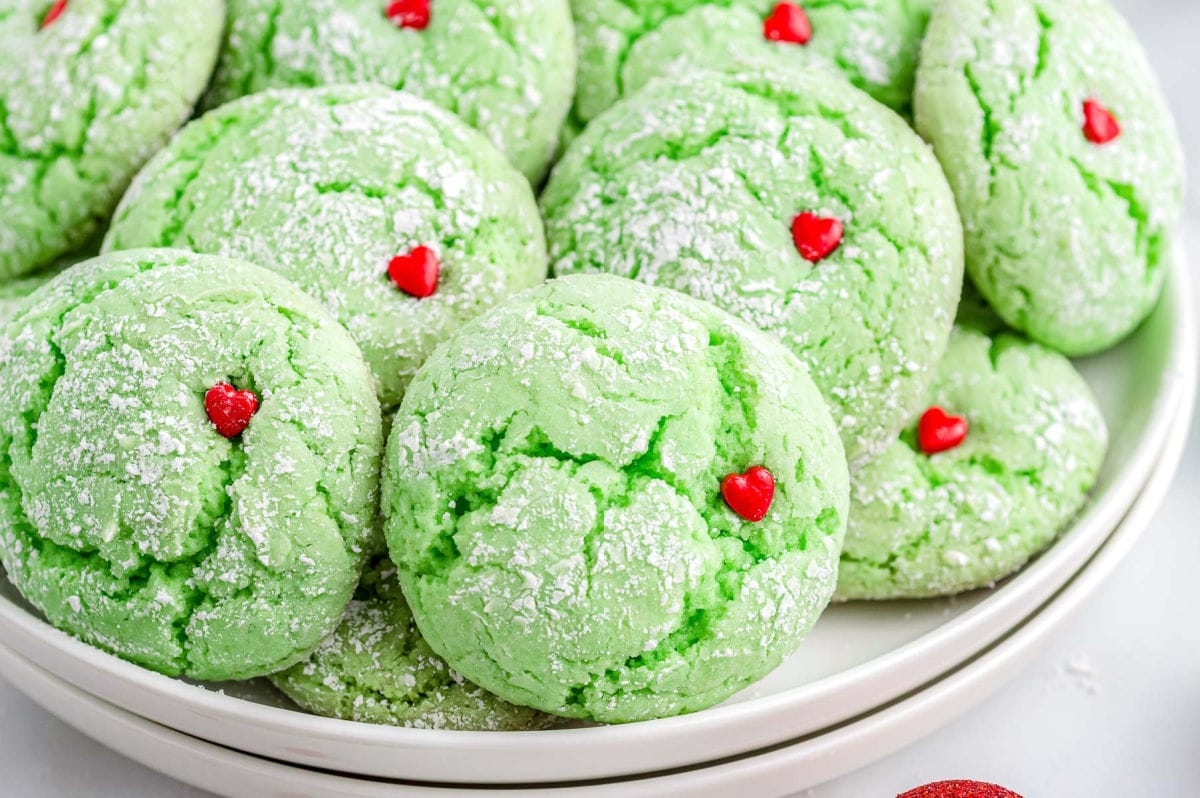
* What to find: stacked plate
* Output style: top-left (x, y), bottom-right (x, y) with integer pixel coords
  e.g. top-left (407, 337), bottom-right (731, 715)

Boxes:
top-left (0, 251), bottom-right (1194, 797)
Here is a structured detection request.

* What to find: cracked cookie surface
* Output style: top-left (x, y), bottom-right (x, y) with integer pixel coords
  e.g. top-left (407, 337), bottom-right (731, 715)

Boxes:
top-left (384, 274), bottom-right (849, 723)
top-left (570, 0), bottom-right (933, 127)
top-left (202, 0), bottom-right (575, 182)
top-left (836, 323), bottom-right (1107, 600)
top-left (0, 0), bottom-right (222, 278)
top-left (103, 86), bottom-right (548, 412)
top-left (543, 67), bottom-right (963, 464)
top-left (271, 554), bottom-right (558, 729)
top-left (0, 249), bottom-right (382, 680)
top-left (914, 0), bottom-right (1184, 356)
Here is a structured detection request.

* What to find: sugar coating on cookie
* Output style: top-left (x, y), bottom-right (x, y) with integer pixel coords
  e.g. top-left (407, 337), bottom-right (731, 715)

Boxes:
top-left (570, 0), bottom-right (933, 126)
top-left (0, 249), bottom-right (382, 680)
top-left (0, 0), bottom-right (223, 279)
top-left (543, 67), bottom-right (964, 464)
top-left (202, 0), bottom-right (575, 182)
top-left (914, 0), bottom-right (1184, 356)
top-left (104, 85), bottom-right (548, 412)
top-left (385, 274), bottom-right (850, 723)
top-left (272, 555), bottom-right (557, 730)
top-left (836, 324), bottom-right (1108, 600)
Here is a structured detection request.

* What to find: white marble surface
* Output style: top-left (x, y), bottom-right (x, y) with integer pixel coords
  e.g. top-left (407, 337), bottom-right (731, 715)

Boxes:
top-left (1, 0), bottom-right (1197, 795)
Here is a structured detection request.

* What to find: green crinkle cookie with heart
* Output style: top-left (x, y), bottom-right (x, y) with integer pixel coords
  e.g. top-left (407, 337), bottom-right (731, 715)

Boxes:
top-left (0, 248), bottom-right (382, 680)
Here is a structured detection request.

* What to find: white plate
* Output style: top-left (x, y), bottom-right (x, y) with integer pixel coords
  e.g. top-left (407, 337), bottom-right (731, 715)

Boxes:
top-left (0, 399), bottom-right (1189, 798)
top-left (0, 252), bottom-right (1192, 785)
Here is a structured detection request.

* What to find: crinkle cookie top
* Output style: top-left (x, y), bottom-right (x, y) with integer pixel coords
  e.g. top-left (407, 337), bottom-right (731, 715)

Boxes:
top-left (0, 249), bottom-right (382, 680)
top-left (385, 274), bottom-right (849, 723)
top-left (104, 85), bottom-right (548, 411)
top-left (914, 0), bottom-right (1184, 356)
top-left (837, 324), bottom-right (1108, 600)
top-left (202, 0), bottom-right (575, 182)
top-left (271, 555), bottom-right (557, 730)
top-left (543, 67), bottom-right (963, 464)
top-left (0, 0), bottom-right (223, 278)
top-left (571, 0), bottom-right (933, 123)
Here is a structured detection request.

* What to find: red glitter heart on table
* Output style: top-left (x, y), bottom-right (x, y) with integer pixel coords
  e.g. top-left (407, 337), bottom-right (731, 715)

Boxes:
top-left (385, 0), bottom-right (430, 29)
top-left (205, 383), bottom-right (259, 439)
top-left (918, 406), bottom-right (968, 455)
top-left (721, 466), bottom-right (775, 522)
top-left (897, 780), bottom-right (1024, 798)
top-left (388, 245), bottom-right (440, 297)
top-left (1082, 98), bottom-right (1120, 144)
top-left (792, 212), bottom-right (843, 263)
top-left (763, 2), bottom-right (811, 45)
top-left (40, 0), bottom-right (67, 28)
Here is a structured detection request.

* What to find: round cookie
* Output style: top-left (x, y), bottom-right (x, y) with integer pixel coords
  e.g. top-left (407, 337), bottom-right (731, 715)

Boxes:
top-left (836, 324), bottom-right (1108, 600)
top-left (384, 274), bottom-right (850, 723)
top-left (202, 0), bottom-right (575, 182)
top-left (103, 85), bottom-right (548, 412)
top-left (543, 67), bottom-right (964, 464)
top-left (914, 0), bottom-right (1184, 356)
top-left (0, 0), bottom-right (223, 279)
top-left (571, 0), bottom-right (934, 128)
top-left (271, 555), bottom-right (557, 730)
top-left (0, 249), bottom-right (383, 680)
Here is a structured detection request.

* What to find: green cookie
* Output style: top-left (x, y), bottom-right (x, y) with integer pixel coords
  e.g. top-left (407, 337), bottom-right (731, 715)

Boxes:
top-left (0, 249), bottom-right (383, 680)
top-left (570, 0), bottom-right (933, 128)
top-left (836, 324), bottom-right (1107, 600)
top-left (104, 85), bottom-right (548, 412)
top-left (203, 0), bottom-right (575, 183)
top-left (914, 0), bottom-right (1184, 356)
top-left (384, 274), bottom-right (850, 723)
top-left (543, 67), bottom-right (964, 464)
top-left (0, 0), bottom-right (223, 279)
top-left (271, 555), bottom-right (556, 730)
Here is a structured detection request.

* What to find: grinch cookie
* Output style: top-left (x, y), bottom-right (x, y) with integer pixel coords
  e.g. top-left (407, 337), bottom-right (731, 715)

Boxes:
top-left (571, 0), bottom-right (933, 127)
top-left (272, 555), bottom-right (556, 729)
top-left (0, 0), bottom-right (223, 279)
top-left (202, 0), bottom-right (575, 182)
top-left (836, 324), bottom-right (1107, 600)
top-left (385, 274), bottom-right (850, 723)
top-left (104, 86), bottom-right (548, 411)
top-left (543, 67), bottom-right (963, 463)
top-left (914, 0), bottom-right (1184, 356)
top-left (0, 249), bottom-right (382, 680)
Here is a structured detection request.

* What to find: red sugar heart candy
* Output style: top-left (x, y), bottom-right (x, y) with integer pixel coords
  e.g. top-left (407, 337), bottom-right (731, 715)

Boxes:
top-left (721, 466), bottom-right (775, 522)
top-left (918, 406), bottom-right (968, 455)
top-left (763, 2), bottom-right (811, 45)
top-left (388, 245), bottom-right (440, 298)
top-left (1083, 99), bottom-right (1120, 144)
top-left (792, 212), bottom-right (843, 263)
top-left (205, 383), bottom-right (259, 439)
top-left (41, 0), bottom-right (67, 28)
top-left (897, 780), bottom-right (1023, 798)
top-left (385, 0), bottom-right (430, 29)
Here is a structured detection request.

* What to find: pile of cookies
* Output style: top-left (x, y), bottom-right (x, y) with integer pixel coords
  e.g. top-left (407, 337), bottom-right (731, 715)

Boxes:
top-left (0, 0), bottom-right (1181, 728)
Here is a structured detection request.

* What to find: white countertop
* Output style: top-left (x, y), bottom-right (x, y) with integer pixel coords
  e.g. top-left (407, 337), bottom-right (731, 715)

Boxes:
top-left (1, 0), bottom-right (1197, 795)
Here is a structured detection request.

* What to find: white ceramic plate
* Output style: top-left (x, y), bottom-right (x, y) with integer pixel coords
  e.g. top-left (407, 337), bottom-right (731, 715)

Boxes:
top-left (0, 253), bottom-right (1192, 785)
top-left (0, 400), bottom-right (1189, 798)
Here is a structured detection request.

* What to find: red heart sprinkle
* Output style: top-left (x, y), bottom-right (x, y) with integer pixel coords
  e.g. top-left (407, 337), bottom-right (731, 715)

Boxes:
top-left (40, 0), bottom-right (67, 28)
top-left (1082, 99), bottom-right (1120, 144)
top-left (918, 406), bottom-right (968, 455)
top-left (721, 466), bottom-right (775, 522)
top-left (205, 383), bottom-right (259, 439)
top-left (763, 2), bottom-right (811, 45)
top-left (388, 245), bottom-right (440, 297)
top-left (897, 780), bottom-right (1023, 798)
top-left (792, 212), bottom-right (843, 263)
top-left (385, 0), bottom-right (430, 29)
